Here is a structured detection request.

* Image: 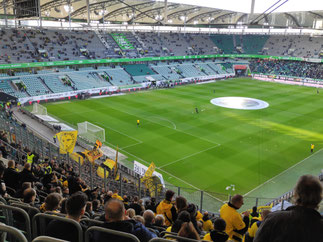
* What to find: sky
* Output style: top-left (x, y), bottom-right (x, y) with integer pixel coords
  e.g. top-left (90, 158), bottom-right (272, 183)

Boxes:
top-left (156, 0), bottom-right (323, 13)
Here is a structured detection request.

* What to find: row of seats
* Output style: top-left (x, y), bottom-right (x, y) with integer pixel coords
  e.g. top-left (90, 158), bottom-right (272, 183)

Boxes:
top-left (1, 27), bottom-right (323, 64)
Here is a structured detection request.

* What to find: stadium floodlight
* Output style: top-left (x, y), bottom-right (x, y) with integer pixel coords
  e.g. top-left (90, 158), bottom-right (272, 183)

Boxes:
top-left (32, 103), bottom-right (47, 116)
top-left (77, 121), bottom-right (105, 144)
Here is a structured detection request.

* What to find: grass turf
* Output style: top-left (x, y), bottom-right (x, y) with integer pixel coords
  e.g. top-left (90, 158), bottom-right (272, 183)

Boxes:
top-left (44, 78), bottom-right (323, 196)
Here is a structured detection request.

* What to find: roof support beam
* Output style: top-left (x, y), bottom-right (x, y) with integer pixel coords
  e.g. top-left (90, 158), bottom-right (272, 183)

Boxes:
top-left (163, 0), bottom-right (168, 24)
top-left (186, 10), bottom-right (222, 23)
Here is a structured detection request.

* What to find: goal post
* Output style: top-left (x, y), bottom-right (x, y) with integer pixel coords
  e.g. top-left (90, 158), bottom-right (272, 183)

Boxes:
top-left (77, 121), bottom-right (106, 143)
top-left (31, 103), bottom-right (47, 116)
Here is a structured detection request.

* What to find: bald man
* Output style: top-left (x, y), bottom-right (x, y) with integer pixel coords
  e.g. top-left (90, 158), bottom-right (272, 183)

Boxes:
top-left (95, 199), bottom-right (156, 242)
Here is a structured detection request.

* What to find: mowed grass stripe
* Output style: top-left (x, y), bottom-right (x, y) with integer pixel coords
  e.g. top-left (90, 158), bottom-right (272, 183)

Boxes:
top-left (45, 78), bottom-right (323, 194)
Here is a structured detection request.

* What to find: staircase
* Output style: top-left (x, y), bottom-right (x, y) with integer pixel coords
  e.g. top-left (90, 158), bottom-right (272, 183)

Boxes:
top-left (95, 30), bottom-right (110, 49)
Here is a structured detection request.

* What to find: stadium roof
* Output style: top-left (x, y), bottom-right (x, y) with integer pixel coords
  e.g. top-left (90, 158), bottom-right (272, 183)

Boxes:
top-left (0, 0), bottom-right (323, 29)
top-left (156, 0), bottom-right (323, 14)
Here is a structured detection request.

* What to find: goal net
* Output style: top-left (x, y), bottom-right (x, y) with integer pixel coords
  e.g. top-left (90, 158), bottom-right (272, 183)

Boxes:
top-left (31, 103), bottom-right (47, 116)
top-left (77, 121), bottom-right (105, 143)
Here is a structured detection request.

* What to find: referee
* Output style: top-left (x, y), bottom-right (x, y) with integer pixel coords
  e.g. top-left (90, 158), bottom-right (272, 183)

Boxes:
top-left (137, 119), bottom-right (140, 127)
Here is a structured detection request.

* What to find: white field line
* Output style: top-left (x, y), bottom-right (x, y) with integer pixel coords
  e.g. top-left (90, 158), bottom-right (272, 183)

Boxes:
top-left (95, 122), bottom-right (143, 143)
top-left (158, 144), bottom-right (220, 169)
top-left (48, 102), bottom-right (224, 203)
top-left (57, 105), bottom-right (221, 146)
top-left (55, 105), bottom-right (220, 145)
top-left (105, 140), bottom-right (225, 204)
top-left (243, 147), bottom-right (323, 196)
top-left (151, 116), bottom-right (177, 129)
top-left (120, 141), bottom-right (143, 149)
top-left (112, 108), bottom-right (221, 146)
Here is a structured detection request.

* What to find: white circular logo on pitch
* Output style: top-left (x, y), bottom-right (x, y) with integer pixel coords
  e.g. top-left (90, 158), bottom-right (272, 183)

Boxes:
top-left (210, 97), bottom-right (269, 110)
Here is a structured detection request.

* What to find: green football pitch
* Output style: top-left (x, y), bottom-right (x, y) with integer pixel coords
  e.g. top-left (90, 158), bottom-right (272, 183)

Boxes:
top-left (44, 78), bottom-right (323, 198)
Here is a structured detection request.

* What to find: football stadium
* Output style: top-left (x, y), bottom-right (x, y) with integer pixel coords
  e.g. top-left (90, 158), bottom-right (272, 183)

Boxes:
top-left (0, 0), bottom-right (322, 241)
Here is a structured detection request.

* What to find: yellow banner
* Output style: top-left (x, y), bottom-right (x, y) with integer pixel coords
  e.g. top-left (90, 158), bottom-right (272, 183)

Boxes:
top-left (143, 176), bottom-right (163, 197)
top-left (103, 159), bottom-right (116, 170)
top-left (70, 152), bottom-right (84, 165)
top-left (140, 162), bottom-right (161, 197)
top-left (97, 166), bottom-right (109, 179)
top-left (57, 131), bottom-right (78, 154)
top-left (83, 148), bottom-right (103, 164)
top-left (141, 162), bottom-right (156, 181)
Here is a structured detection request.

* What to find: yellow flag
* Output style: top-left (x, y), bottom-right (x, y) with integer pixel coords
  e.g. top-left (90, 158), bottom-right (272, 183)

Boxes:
top-left (103, 159), bottom-right (116, 170)
top-left (83, 148), bottom-right (103, 164)
top-left (141, 162), bottom-right (156, 181)
top-left (97, 166), bottom-right (108, 179)
top-left (56, 131), bottom-right (78, 154)
top-left (115, 172), bottom-right (120, 181)
top-left (70, 152), bottom-right (84, 165)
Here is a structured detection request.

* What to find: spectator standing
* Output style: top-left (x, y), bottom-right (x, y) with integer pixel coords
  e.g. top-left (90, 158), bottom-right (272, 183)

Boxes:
top-left (0, 162), bottom-right (8, 197)
top-left (129, 196), bottom-right (143, 215)
top-left (3, 160), bottom-right (19, 190)
top-left (254, 175), bottom-right (323, 242)
top-left (19, 163), bottom-right (38, 185)
top-left (156, 190), bottom-right (177, 226)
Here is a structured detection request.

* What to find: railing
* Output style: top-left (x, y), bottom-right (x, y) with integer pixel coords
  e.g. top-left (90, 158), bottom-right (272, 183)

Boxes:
top-left (2, 110), bottom-right (322, 214)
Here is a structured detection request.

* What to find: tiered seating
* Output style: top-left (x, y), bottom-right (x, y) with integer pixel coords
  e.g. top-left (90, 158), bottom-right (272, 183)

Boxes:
top-left (37, 70), bottom-right (54, 74)
top-left (195, 63), bottom-right (218, 75)
top-left (263, 35), bottom-right (323, 57)
top-left (103, 68), bottom-right (132, 86)
top-left (41, 75), bottom-right (73, 93)
top-left (21, 76), bottom-right (49, 96)
top-left (242, 35), bottom-right (269, 54)
top-left (0, 29), bottom-right (35, 64)
top-left (249, 59), bottom-right (323, 79)
top-left (210, 35), bottom-right (235, 53)
top-left (150, 64), bottom-right (182, 80)
top-left (123, 64), bottom-right (155, 76)
top-left (176, 63), bottom-right (203, 78)
top-left (0, 79), bottom-right (13, 93)
top-left (206, 62), bottom-right (227, 74)
top-left (0, 79), bottom-right (28, 98)
top-left (25, 29), bottom-right (107, 61)
top-left (67, 72), bottom-right (110, 90)
top-left (221, 63), bottom-right (234, 73)
top-left (15, 72), bottom-right (32, 76)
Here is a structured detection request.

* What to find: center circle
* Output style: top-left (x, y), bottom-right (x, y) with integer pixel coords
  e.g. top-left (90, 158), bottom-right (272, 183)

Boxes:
top-left (210, 97), bottom-right (269, 110)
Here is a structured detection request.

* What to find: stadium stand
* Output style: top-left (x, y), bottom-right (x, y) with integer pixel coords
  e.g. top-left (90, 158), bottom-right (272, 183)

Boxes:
top-left (0, 0), bottom-right (323, 239)
top-left (210, 35), bottom-right (236, 54)
top-left (249, 59), bottom-right (323, 79)
top-left (0, 116), bottom-right (321, 242)
top-left (123, 64), bottom-right (156, 76)
top-left (41, 75), bottom-right (73, 93)
top-left (1, 29), bottom-right (323, 64)
top-left (25, 29), bottom-right (107, 61)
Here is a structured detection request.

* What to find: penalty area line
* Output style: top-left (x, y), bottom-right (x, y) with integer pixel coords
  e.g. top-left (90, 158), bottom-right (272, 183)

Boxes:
top-left (243, 147), bottom-right (323, 197)
top-left (95, 122), bottom-right (143, 144)
top-left (105, 141), bottom-right (225, 204)
top-left (158, 144), bottom-right (221, 169)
